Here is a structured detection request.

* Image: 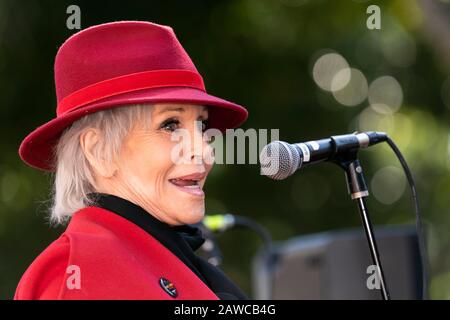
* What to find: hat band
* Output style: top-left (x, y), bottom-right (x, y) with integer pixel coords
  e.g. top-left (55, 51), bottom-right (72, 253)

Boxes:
top-left (56, 69), bottom-right (205, 116)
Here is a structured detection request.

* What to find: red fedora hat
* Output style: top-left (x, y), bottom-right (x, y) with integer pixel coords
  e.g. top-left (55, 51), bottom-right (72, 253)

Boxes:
top-left (18, 21), bottom-right (248, 172)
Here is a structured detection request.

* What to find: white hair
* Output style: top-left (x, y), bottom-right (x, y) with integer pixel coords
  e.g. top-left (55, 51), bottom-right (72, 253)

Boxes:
top-left (49, 104), bottom-right (153, 225)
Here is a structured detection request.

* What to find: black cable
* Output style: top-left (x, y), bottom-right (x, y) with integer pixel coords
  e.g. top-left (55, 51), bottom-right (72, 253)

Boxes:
top-left (196, 215), bottom-right (274, 265)
top-left (386, 136), bottom-right (429, 300)
top-left (233, 216), bottom-right (274, 253)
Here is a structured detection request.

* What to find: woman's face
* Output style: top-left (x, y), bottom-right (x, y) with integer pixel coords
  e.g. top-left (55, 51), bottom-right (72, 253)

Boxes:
top-left (104, 103), bottom-right (214, 226)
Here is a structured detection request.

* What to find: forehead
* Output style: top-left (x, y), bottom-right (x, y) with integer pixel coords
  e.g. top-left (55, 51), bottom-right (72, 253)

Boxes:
top-left (152, 103), bottom-right (208, 115)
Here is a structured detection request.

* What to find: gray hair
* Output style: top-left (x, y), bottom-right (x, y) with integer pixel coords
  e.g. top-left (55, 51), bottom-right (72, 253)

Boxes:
top-left (49, 104), bottom-right (153, 225)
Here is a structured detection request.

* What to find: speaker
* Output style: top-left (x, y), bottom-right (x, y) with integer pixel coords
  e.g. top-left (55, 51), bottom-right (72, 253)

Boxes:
top-left (252, 225), bottom-right (423, 299)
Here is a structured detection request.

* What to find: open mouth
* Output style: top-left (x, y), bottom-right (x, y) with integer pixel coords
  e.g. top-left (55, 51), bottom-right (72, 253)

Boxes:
top-left (168, 172), bottom-right (206, 197)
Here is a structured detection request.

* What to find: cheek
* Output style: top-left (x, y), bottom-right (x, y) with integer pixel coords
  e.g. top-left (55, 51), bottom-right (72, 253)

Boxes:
top-left (121, 138), bottom-right (174, 191)
top-left (205, 159), bottom-right (214, 174)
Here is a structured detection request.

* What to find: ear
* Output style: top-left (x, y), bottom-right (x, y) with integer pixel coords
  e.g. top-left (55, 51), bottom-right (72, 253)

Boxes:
top-left (79, 128), bottom-right (118, 179)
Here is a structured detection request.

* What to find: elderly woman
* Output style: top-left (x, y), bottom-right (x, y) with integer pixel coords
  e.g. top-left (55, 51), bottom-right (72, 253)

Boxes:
top-left (14, 21), bottom-right (248, 300)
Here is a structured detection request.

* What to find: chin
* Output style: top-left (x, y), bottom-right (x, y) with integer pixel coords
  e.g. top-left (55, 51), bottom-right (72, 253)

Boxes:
top-left (177, 207), bottom-right (205, 225)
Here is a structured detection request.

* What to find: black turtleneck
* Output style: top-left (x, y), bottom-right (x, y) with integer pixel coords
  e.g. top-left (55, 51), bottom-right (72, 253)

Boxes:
top-left (86, 192), bottom-right (248, 300)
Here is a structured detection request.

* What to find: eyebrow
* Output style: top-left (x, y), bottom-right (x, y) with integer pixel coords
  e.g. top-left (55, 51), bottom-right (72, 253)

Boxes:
top-left (154, 105), bottom-right (208, 115)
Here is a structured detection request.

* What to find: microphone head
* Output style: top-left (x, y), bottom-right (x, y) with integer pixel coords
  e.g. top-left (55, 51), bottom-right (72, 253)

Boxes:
top-left (259, 141), bottom-right (302, 180)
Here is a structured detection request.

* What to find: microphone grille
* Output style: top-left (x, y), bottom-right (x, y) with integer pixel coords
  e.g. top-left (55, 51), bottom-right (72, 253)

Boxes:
top-left (259, 141), bottom-right (301, 180)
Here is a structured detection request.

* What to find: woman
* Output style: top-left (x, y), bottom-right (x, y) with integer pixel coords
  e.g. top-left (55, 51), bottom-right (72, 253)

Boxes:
top-left (15, 21), bottom-right (248, 300)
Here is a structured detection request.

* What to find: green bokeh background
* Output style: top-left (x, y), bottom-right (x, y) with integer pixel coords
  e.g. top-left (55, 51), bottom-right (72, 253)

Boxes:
top-left (1, 0), bottom-right (450, 299)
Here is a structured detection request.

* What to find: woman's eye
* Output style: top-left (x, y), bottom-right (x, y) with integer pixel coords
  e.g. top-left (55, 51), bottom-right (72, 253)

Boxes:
top-left (201, 119), bottom-right (208, 132)
top-left (161, 119), bottom-right (180, 132)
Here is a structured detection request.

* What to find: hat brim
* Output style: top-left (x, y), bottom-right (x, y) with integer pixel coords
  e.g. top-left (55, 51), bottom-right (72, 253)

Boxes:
top-left (19, 86), bottom-right (248, 172)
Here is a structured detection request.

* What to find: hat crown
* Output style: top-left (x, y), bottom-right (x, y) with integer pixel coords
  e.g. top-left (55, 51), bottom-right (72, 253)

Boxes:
top-left (54, 21), bottom-right (199, 103)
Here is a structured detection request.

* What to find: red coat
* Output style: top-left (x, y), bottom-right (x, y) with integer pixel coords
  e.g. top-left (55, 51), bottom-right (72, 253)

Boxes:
top-left (14, 206), bottom-right (220, 300)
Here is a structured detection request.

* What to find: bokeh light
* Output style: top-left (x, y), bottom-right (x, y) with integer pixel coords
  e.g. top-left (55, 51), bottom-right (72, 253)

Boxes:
top-left (368, 76), bottom-right (404, 113)
top-left (332, 68), bottom-right (368, 107)
top-left (371, 166), bottom-right (406, 205)
top-left (356, 105), bottom-right (395, 133)
top-left (312, 52), bottom-right (351, 92)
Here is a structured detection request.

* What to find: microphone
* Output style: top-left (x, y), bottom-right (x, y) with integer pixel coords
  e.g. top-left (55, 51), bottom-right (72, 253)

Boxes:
top-left (259, 131), bottom-right (387, 180)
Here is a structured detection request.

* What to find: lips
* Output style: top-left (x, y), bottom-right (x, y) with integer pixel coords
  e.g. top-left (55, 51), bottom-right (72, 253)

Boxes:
top-left (168, 172), bottom-right (206, 197)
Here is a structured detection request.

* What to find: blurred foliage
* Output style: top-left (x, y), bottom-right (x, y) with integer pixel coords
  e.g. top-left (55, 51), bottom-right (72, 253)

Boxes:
top-left (1, 0), bottom-right (450, 299)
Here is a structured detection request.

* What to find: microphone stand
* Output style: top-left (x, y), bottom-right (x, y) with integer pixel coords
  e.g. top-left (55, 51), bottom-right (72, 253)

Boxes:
top-left (333, 151), bottom-right (391, 300)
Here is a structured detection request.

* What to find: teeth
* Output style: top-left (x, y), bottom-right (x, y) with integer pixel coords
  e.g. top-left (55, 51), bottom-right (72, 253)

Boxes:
top-left (184, 185), bottom-right (200, 189)
top-left (169, 178), bottom-right (199, 187)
